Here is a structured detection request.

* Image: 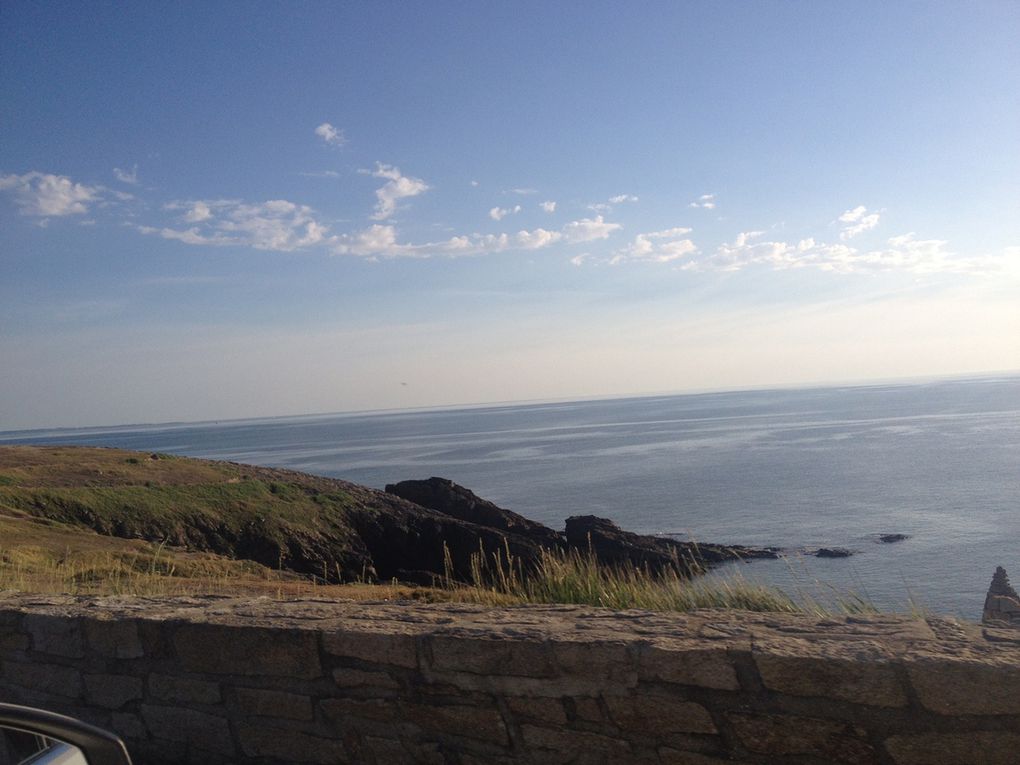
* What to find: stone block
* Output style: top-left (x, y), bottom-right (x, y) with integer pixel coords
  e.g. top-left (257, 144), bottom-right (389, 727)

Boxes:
top-left (728, 712), bottom-right (878, 765)
top-left (570, 697), bottom-right (603, 722)
top-left (638, 644), bottom-right (739, 691)
top-left (23, 614), bottom-right (84, 658)
top-left (236, 722), bottom-right (347, 764)
top-left (428, 635), bottom-right (556, 677)
top-left (110, 712), bottom-right (146, 740)
top-left (84, 618), bottom-right (144, 659)
top-left (84, 673), bottom-right (143, 709)
top-left (0, 631), bottom-right (29, 656)
top-left (906, 658), bottom-right (1020, 715)
top-left (519, 724), bottom-right (632, 759)
top-left (322, 629), bottom-right (418, 668)
top-left (604, 695), bottom-right (717, 735)
top-left (459, 754), bottom-right (517, 765)
top-left (148, 673), bottom-right (221, 704)
top-left (2, 660), bottom-right (83, 698)
top-left (141, 704), bottom-right (234, 756)
top-left (754, 639), bottom-right (907, 707)
top-left (234, 687), bottom-right (313, 721)
top-left (173, 624), bottom-right (321, 678)
top-left (419, 669), bottom-right (610, 698)
top-left (136, 620), bottom-right (171, 658)
top-left (321, 697), bottom-right (397, 724)
top-left (402, 702), bottom-right (509, 745)
top-left (885, 732), bottom-right (1020, 765)
top-left (506, 696), bottom-right (568, 725)
top-left (353, 736), bottom-right (418, 765)
top-left (658, 751), bottom-right (750, 765)
top-left (551, 640), bottom-right (635, 685)
top-left (332, 667), bottom-right (400, 689)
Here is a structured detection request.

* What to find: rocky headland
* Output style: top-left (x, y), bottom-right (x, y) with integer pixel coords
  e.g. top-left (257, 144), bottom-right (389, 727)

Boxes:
top-left (1, 446), bottom-right (851, 588)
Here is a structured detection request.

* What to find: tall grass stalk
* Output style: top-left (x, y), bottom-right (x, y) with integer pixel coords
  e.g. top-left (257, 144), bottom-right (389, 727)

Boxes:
top-left (445, 544), bottom-right (812, 613)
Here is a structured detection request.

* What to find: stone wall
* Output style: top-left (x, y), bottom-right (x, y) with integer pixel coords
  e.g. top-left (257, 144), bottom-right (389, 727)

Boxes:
top-left (1, 594), bottom-right (1019, 765)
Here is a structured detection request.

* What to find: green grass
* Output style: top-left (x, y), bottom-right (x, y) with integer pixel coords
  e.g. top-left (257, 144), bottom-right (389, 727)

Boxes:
top-left (437, 541), bottom-right (880, 616)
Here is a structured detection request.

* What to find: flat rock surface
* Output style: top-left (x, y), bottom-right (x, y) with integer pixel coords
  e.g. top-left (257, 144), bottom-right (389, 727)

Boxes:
top-left (2, 593), bottom-right (1015, 665)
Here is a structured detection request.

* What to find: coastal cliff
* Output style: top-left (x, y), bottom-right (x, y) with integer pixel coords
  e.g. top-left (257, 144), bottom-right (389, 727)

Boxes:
top-left (0, 446), bottom-right (780, 587)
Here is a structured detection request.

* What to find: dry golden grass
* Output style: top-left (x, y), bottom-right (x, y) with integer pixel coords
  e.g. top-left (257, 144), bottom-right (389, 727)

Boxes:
top-left (0, 513), bottom-right (882, 615)
top-left (0, 513), bottom-right (430, 601)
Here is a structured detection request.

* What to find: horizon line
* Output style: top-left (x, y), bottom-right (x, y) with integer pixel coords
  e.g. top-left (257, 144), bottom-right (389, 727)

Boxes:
top-left (2, 367), bottom-right (1018, 438)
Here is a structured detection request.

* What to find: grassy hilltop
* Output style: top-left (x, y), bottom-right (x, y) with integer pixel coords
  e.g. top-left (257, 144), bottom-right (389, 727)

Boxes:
top-left (0, 445), bottom-right (427, 598)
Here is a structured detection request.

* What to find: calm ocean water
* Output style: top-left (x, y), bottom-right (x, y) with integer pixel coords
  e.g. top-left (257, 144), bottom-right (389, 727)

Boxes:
top-left (3, 375), bottom-right (1018, 619)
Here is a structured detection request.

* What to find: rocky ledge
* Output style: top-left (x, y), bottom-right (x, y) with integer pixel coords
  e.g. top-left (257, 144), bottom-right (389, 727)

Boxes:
top-left (384, 477), bottom-right (784, 582)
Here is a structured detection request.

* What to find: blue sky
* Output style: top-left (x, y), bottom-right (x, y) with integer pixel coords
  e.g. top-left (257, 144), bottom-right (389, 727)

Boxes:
top-left (2, 1), bottom-right (1018, 429)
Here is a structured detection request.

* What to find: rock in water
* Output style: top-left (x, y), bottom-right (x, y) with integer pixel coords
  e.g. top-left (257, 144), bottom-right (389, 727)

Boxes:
top-left (815, 547), bottom-right (853, 558)
top-left (983, 566), bottom-right (1020, 627)
top-left (878, 533), bottom-right (909, 543)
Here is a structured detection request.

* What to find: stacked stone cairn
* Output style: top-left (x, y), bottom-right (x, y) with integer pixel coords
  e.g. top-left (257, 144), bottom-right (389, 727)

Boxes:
top-left (983, 566), bottom-right (1020, 627)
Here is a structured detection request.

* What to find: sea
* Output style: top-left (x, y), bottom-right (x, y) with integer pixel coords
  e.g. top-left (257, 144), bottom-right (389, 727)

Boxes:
top-left (3, 374), bottom-right (1018, 620)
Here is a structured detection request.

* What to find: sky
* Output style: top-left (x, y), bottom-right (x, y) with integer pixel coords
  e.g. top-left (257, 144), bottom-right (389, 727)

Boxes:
top-left (1, 1), bottom-right (1018, 430)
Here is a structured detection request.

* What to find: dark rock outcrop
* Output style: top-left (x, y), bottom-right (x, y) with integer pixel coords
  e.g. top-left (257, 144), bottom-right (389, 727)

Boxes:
top-left (346, 491), bottom-right (552, 586)
top-left (385, 478), bottom-right (565, 550)
top-left (563, 515), bottom-right (781, 576)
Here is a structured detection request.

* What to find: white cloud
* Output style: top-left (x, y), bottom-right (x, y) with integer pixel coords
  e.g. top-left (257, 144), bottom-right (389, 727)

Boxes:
top-left (590, 194), bottom-right (638, 213)
top-left (367, 163), bottom-right (429, 220)
top-left (149, 198), bottom-right (329, 251)
top-left (0, 171), bottom-right (101, 216)
top-left (698, 229), bottom-right (981, 275)
top-left (489, 204), bottom-right (521, 221)
top-left (334, 226), bottom-right (510, 259)
top-left (563, 215), bottom-right (623, 243)
top-left (509, 187), bottom-right (538, 195)
top-left (333, 216), bottom-right (622, 260)
top-left (838, 205), bottom-right (880, 240)
top-left (856, 233), bottom-right (959, 274)
top-left (689, 193), bottom-right (716, 210)
top-left (183, 201), bottom-right (213, 223)
top-left (612, 227), bottom-right (696, 264)
top-left (569, 253), bottom-right (589, 266)
top-left (299, 170), bottom-right (341, 178)
top-left (515, 228), bottom-right (562, 249)
top-left (314, 122), bottom-right (346, 146)
top-left (838, 206), bottom-right (867, 223)
top-left (470, 180), bottom-right (479, 187)
top-left (540, 200), bottom-right (557, 213)
top-left (113, 165), bottom-right (138, 185)
top-left (333, 224), bottom-right (410, 257)
top-left (704, 232), bottom-right (854, 272)
top-left (138, 225), bottom-right (212, 246)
